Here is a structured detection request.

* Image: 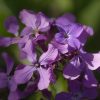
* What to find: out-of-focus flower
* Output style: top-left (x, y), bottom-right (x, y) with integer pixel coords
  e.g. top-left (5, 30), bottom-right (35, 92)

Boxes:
top-left (55, 80), bottom-right (98, 100)
top-left (0, 53), bottom-right (19, 100)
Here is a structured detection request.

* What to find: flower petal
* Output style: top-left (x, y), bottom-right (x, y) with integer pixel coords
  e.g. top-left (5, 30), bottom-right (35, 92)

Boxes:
top-left (19, 9), bottom-right (37, 29)
top-left (82, 52), bottom-right (100, 70)
top-left (4, 16), bottom-right (19, 36)
top-left (0, 72), bottom-right (7, 88)
top-left (14, 66), bottom-right (36, 84)
top-left (2, 53), bottom-right (14, 75)
top-left (22, 39), bottom-right (37, 63)
top-left (37, 67), bottom-right (51, 90)
top-left (55, 92), bottom-right (72, 100)
top-left (83, 68), bottom-right (98, 87)
top-left (37, 12), bottom-right (50, 32)
top-left (63, 58), bottom-right (81, 80)
top-left (39, 44), bottom-right (58, 66)
top-left (8, 91), bottom-right (20, 100)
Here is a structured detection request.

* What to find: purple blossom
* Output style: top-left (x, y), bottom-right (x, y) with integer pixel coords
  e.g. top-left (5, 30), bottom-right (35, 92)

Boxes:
top-left (54, 14), bottom-right (93, 48)
top-left (63, 46), bottom-right (100, 88)
top-left (14, 44), bottom-right (58, 90)
top-left (55, 80), bottom-right (98, 100)
top-left (0, 53), bottom-right (18, 100)
top-left (19, 9), bottom-right (50, 37)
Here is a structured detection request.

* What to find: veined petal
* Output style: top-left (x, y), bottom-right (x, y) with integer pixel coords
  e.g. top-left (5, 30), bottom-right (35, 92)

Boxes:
top-left (39, 44), bottom-right (58, 66)
top-left (37, 12), bottom-right (50, 32)
top-left (14, 65), bottom-right (36, 84)
top-left (19, 9), bottom-right (37, 29)
top-left (68, 36), bottom-right (81, 49)
top-left (4, 16), bottom-right (19, 36)
top-left (37, 67), bottom-right (51, 90)
top-left (22, 39), bottom-right (37, 63)
top-left (52, 40), bottom-right (68, 54)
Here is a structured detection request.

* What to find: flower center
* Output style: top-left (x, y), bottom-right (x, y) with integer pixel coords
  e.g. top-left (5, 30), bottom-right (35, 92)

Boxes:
top-left (34, 62), bottom-right (40, 68)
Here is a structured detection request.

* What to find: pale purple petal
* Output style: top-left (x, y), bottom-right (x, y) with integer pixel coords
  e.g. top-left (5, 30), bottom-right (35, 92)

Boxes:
top-left (9, 77), bottom-right (17, 92)
top-left (55, 32), bottom-right (68, 44)
top-left (68, 36), bottom-right (80, 49)
top-left (55, 13), bottom-right (76, 27)
top-left (37, 67), bottom-right (51, 90)
top-left (67, 24), bottom-right (84, 38)
top-left (39, 44), bottom-right (58, 66)
top-left (0, 37), bottom-right (13, 47)
top-left (51, 40), bottom-right (68, 54)
top-left (19, 9), bottom-right (37, 29)
top-left (20, 27), bottom-right (33, 36)
top-left (37, 12), bottom-right (50, 32)
top-left (22, 39), bottom-right (37, 63)
top-left (14, 66), bottom-right (36, 84)
top-left (4, 16), bottom-right (19, 35)
top-left (2, 53), bottom-right (14, 75)
top-left (0, 72), bottom-right (7, 88)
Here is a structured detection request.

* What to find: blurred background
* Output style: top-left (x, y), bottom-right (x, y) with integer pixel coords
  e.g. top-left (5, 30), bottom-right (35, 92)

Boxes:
top-left (0, 0), bottom-right (100, 99)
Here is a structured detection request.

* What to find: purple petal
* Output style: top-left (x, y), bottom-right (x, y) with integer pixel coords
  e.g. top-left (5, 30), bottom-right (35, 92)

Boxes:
top-left (4, 16), bottom-right (19, 35)
top-left (37, 67), bottom-right (51, 90)
top-left (22, 39), bottom-right (37, 63)
top-left (0, 37), bottom-right (13, 47)
top-left (68, 36), bottom-right (81, 49)
top-left (19, 9), bottom-right (37, 29)
top-left (83, 25), bottom-right (94, 36)
top-left (69, 80), bottom-right (81, 93)
top-left (55, 92), bottom-right (72, 100)
top-left (0, 72), bottom-right (7, 88)
top-left (20, 27), bottom-right (33, 36)
top-left (83, 87), bottom-right (98, 99)
top-left (37, 12), bottom-right (50, 32)
top-left (8, 91), bottom-right (20, 100)
top-left (55, 13), bottom-right (76, 27)
top-left (55, 32), bottom-right (68, 44)
top-left (2, 53), bottom-right (14, 75)
top-left (83, 52), bottom-right (100, 70)
top-left (51, 40), bottom-right (68, 54)
top-left (63, 58), bottom-right (81, 80)
top-left (9, 77), bottom-right (17, 92)
top-left (67, 24), bottom-right (84, 38)
top-left (39, 44), bottom-right (58, 66)
top-left (14, 66), bottom-right (36, 84)
top-left (83, 68), bottom-right (98, 87)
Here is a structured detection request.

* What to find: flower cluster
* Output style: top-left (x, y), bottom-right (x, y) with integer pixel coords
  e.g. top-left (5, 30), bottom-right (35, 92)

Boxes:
top-left (0, 9), bottom-right (100, 100)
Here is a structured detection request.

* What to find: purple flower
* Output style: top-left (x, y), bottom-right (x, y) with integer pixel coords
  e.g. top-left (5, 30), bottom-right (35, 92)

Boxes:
top-left (54, 14), bottom-right (93, 48)
top-left (19, 9), bottom-right (50, 37)
top-left (63, 46), bottom-right (100, 88)
top-left (14, 43), bottom-right (58, 90)
top-left (55, 80), bottom-right (98, 100)
top-left (0, 53), bottom-right (18, 100)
